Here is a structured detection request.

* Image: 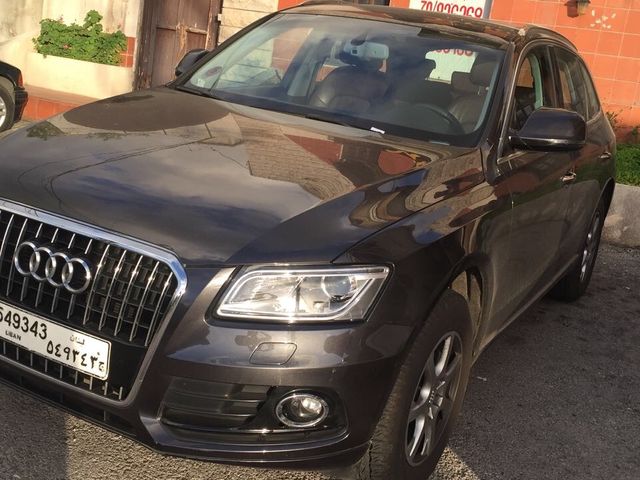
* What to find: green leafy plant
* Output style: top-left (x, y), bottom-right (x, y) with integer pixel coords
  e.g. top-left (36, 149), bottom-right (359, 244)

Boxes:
top-left (617, 144), bottom-right (640, 187)
top-left (33, 10), bottom-right (127, 66)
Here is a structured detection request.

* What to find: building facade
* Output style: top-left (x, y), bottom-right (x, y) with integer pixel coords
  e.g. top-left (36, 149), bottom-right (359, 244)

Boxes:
top-left (488, 0), bottom-right (640, 137)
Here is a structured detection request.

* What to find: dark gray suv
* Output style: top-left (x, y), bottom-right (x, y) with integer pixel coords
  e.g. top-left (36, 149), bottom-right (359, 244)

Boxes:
top-left (0, 4), bottom-right (615, 480)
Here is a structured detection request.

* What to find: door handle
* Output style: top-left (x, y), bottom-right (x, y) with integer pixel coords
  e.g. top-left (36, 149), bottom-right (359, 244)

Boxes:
top-left (561, 172), bottom-right (577, 184)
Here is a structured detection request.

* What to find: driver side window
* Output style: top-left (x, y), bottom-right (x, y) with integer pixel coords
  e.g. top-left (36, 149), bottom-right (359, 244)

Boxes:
top-left (511, 47), bottom-right (555, 131)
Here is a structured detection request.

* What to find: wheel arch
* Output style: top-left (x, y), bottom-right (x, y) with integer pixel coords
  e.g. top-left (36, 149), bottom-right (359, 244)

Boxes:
top-left (449, 264), bottom-right (483, 323)
top-left (406, 251), bottom-right (493, 362)
top-left (446, 255), bottom-right (493, 359)
top-left (0, 75), bottom-right (14, 92)
top-left (601, 177), bottom-right (616, 216)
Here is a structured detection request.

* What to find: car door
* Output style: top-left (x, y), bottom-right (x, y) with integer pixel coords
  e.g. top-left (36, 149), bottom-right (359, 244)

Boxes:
top-left (490, 44), bottom-right (575, 331)
top-left (552, 47), bottom-right (613, 259)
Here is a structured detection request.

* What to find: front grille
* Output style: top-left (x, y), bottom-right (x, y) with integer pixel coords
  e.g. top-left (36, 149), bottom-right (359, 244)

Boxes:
top-left (0, 205), bottom-right (181, 400)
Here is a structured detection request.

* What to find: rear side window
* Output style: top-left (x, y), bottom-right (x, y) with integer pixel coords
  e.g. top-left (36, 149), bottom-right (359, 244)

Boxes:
top-left (555, 48), bottom-right (598, 121)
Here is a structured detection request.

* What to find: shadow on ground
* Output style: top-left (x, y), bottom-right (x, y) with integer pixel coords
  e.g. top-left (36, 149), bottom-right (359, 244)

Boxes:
top-left (1, 245), bottom-right (638, 480)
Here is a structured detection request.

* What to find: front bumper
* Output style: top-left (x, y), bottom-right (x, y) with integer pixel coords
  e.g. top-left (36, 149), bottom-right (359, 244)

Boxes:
top-left (0, 266), bottom-right (412, 469)
top-left (14, 87), bottom-right (28, 122)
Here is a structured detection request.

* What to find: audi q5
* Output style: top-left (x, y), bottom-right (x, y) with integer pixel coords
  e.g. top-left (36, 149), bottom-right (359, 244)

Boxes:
top-left (0, 4), bottom-right (615, 480)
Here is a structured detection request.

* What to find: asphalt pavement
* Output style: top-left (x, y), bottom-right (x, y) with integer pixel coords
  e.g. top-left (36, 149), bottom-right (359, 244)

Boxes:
top-left (0, 120), bottom-right (638, 479)
top-left (0, 121), bottom-right (30, 139)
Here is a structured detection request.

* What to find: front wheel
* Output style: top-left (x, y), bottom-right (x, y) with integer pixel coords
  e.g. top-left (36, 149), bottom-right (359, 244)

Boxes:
top-left (346, 289), bottom-right (474, 480)
top-left (550, 197), bottom-right (606, 302)
top-left (405, 331), bottom-right (464, 467)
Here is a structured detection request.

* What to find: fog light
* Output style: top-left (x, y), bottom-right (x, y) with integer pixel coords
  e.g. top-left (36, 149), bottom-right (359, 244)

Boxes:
top-left (275, 393), bottom-right (329, 428)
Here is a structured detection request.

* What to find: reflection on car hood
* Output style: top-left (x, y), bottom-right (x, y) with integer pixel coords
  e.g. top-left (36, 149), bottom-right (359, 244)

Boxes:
top-left (0, 87), bottom-right (484, 266)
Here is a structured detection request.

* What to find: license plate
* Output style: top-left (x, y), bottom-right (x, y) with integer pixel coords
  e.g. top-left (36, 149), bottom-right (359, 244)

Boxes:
top-left (0, 300), bottom-right (110, 380)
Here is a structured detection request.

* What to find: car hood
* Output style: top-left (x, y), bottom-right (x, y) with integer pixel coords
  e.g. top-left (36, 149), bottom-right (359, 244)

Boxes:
top-left (0, 87), bottom-right (483, 266)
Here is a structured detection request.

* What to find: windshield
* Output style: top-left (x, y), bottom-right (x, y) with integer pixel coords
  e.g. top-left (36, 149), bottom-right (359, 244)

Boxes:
top-left (181, 14), bottom-right (505, 147)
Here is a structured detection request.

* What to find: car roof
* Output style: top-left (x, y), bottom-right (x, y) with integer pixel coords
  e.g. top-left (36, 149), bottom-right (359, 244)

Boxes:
top-left (282, 2), bottom-right (577, 52)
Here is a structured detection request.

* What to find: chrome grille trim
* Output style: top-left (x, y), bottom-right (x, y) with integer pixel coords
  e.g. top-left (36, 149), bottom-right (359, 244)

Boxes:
top-left (130, 260), bottom-right (160, 342)
top-left (0, 213), bottom-right (14, 273)
top-left (7, 217), bottom-right (28, 296)
top-left (83, 244), bottom-right (111, 325)
top-left (114, 254), bottom-right (143, 336)
top-left (97, 248), bottom-right (128, 331)
top-left (0, 198), bottom-right (188, 403)
top-left (146, 273), bottom-right (173, 347)
top-left (63, 234), bottom-right (86, 318)
top-left (34, 224), bottom-right (50, 307)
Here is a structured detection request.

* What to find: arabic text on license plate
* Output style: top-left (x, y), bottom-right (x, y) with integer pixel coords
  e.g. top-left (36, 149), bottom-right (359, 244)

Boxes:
top-left (0, 301), bottom-right (110, 380)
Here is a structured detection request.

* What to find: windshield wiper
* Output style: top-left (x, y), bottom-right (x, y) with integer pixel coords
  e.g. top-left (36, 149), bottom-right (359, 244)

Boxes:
top-left (303, 112), bottom-right (366, 130)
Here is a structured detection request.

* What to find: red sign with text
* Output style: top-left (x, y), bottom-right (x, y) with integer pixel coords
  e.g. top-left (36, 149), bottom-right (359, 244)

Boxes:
top-left (409, 0), bottom-right (490, 19)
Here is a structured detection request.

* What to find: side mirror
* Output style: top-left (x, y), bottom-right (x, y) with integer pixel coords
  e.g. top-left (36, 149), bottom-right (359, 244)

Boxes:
top-left (175, 49), bottom-right (209, 78)
top-left (509, 108), bottom-right (586, 152)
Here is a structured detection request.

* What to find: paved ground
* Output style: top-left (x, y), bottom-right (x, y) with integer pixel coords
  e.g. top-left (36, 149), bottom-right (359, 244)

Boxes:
top-left (0, 120), bottom-right (30, 138)
top-left (1, 244), bottom-right (638, 480)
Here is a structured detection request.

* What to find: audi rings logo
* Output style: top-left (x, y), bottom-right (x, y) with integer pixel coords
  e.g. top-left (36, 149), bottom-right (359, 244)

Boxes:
top-left (13, 241), bottom-right (93, 294)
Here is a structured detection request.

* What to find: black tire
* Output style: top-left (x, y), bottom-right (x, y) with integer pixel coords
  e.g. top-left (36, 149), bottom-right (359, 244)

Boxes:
top-left (0, 83), bottom-right (16, 133)
top-left (343, 289), bottom-right (474, 480)
top-left (550, 197), bottom-right (606, 302)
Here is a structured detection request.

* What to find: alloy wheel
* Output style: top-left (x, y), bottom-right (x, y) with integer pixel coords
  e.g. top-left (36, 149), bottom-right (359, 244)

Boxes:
top-left (580, 211), bottom-right (602, 283)
top-left (405, 332), bottom-right (463, 466)
top-left (0, 96), bottom-right (6, 127)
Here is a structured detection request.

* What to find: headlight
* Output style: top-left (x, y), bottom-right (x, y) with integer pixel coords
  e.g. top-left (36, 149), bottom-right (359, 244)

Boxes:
top-left (216, 266), bottom-right (389, 322)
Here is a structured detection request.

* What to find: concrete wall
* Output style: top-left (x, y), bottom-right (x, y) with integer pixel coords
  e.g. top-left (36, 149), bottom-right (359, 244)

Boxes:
top-left (42, 0), bottom-right (141, 37)
top-left (0, 0), bottom-right (45, 73)
top-left (219, 0), bottom-right (279, 43)
top-left (25, 51), bottom-right (135, 99)
top-left (604, 183), bottom-right (640, 248)
top-left (0, 0), bottom-right (142, 99)
top-left (0, 0), bottom-right (44, 44)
